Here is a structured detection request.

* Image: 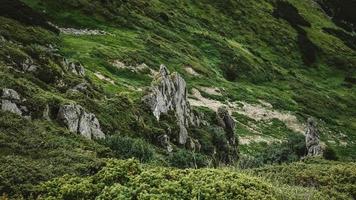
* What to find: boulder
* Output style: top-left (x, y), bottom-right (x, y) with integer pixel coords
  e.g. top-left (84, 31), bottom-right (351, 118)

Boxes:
top-left (305, 117), bottom-right (323, 156)
top-left (67, 82), bottom-right (88, 94)
top-left (1, 88), bottom-right (28, 117)
top-left (143, 65), bottom-right (199, 144)
top-left (21, 58), bottom-right (38, 72)
top-left (57, 103), bottom-right (105, 139)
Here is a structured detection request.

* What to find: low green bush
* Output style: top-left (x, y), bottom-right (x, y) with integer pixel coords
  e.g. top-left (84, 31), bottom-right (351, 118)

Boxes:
top-left (167, 149), bottom-right (209, 169)
top-left (250, 159), bottom-right (356, 199)
top-left (100, 135), bottom-right (155, 163)
top-left (38, 159), bottom-right (328, 200)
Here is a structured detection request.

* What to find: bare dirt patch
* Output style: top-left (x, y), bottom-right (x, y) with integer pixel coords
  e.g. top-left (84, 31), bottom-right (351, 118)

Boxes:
top-left (94, 72), bottom-right (115, 85)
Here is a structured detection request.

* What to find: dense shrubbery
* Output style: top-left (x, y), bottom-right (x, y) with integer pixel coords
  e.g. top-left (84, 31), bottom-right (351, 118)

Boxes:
top-left (38, 159), bottom-right (328, 200)
top-left (239, 133), bottom-right (306, 169)
top-left (167, 149), bottom-right (209, 169)
top-left (100, 135), bottom-right (155, 163)
top-left (0, 112), bottom-right (108, 198)
top-left (251, 158), bottom-right (356, 199)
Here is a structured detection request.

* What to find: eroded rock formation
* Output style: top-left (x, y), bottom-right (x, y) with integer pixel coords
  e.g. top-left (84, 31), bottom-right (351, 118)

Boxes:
top-left (305, 117), bottom-right (323, 156)
top-left (61, 59), bottom-right (85, 77)
top-left (1, 88), bottom-right (29, 118)
top-left (57, 103), bottom-right (105, 139)
top-left (216, 106), bottom-right (239, 163)
top-left (143, 65), bottom-right (199, 145)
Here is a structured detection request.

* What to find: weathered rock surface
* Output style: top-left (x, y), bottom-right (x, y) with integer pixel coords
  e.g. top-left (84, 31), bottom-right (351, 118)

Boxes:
top-left (216, 106), bottom-right (239, 163)
top-left (1, 88), bottom-right (29, 117)
top-left (57, 103), bottom-right (105, 139)
top-left (61, 59), bottom-right (85, 76)
top-left (143, 65), bottom-right (199, 145)
top-left (305, 117), bottom-right (323, 156)
top-left (20, 58), bottom-right (38, 72)
top-left (67, 82), bottom-right (89, 94)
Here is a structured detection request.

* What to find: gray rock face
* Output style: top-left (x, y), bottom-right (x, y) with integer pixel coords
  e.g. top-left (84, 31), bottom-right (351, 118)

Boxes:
top-left (1, 88), bottom-right (28, 117)
top-left (305, 117), bottom-right (323, 156)
top-left (67, 82), bottom-right (89, 94)
top-left (143, 65), bottom-right (198, 144)
top-left (21, 58), bottom-right (38, 72)
top-left (62, 59), bottom-right (85, 76)
top-left (216, 106), bottom-right (239, 163)
top-left (57, 103), bottom-right (105, 139)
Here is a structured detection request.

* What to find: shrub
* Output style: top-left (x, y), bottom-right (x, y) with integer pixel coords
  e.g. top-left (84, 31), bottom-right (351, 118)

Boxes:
top-left (100, 135), bottom-right (155, 163)
top-left (323, 145), bottom-right (338, 161)
top-left (167, 149), bottom-right (209, 169)
top-left (251, 159), bottom-right (356, 199)
top-left (248, 133), bottom-right (306, 167)
top-left (39, 159), bottom-right (329, 200)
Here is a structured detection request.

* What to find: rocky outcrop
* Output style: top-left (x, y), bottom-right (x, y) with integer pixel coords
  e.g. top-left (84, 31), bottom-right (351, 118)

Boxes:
top-left (57, 103), bottom-right (105, 140)
top-left (216, 106), bottom-right (239, 163)
top-left (61, 59), bottom-right (85, 77)
top-left (21, 58), bottom-right (38, 72)
top-left (1, 88), bottom-right (29, 118)
top-left (305, 117), bottom-right (323, 156)
top-left (67, 82), bottom-right (89, 94)
top-left (143, 65), bottom-right (199, 145)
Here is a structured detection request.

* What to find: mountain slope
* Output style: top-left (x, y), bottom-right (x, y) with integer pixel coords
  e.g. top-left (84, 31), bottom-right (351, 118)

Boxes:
top-left (0, 0), bottom-right (355, 199)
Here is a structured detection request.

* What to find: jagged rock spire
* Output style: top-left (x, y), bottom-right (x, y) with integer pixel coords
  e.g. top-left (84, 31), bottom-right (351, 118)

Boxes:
top-left (305, 117), bottom-right (323, 157)
top-left (216, 106), bottom-right (239, 163)
top-left (143, 64), bottom-right (199, 145)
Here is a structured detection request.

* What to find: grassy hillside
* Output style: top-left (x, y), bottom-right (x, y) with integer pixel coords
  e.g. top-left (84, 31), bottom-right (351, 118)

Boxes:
top-left (0, 0), bottom-right (355, 199)
top-left (20, 0), bottom-right (356, 159)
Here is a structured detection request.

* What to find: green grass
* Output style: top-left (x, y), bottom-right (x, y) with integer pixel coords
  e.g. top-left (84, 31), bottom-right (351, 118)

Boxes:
top-left (0, 0), bottom-right (356, 198)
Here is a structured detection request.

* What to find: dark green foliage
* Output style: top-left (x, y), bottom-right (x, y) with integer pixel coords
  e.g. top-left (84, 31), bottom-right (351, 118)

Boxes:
top-left (0, 112), bottom-right (108, 198)
top-left (167, 149), bottom-right (209, 169)
top-left (38, 159), bottom-right (328, 200)
top-left (0, 156), bottom-right (50, 198)
top-left (273, 1), bottom-right (311, 27)
top-left (323, 145), bottom-right (338, 161)
top-left (323, 27), bottom-right (356, 50)
top-left (317, 0), bottom-right (356, 32)
top-left (251, 158), bottom-right (356, 199)
top-left (100, 135), bottom-right (155, 163)
top-left (0, 0), bottom-right (59, 33)
top-left (297, 29), bottom-right (319, 66)
top-left (241, 133), bottom-right (306, 168)
top-left (273, 1), bottom-right (318, 65)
